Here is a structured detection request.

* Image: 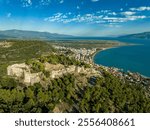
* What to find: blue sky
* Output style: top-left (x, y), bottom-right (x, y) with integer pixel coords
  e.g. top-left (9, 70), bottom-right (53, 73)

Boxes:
top-left (0, 0), bottom-right (150, 36)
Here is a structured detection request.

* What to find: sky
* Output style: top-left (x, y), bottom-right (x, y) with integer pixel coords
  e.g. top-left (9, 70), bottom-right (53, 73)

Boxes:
top-left (0, 0), bottom-right (150, 36)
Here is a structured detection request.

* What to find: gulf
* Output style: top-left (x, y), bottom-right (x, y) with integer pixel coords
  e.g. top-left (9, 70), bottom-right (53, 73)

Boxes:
top-left (94, 38), bottom-right (150, 77)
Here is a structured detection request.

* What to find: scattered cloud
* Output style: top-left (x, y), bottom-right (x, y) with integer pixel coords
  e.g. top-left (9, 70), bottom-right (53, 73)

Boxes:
top-left (108, 12), bottom-right (117, 16)
top-left (126, 15), bottom-right (147, 20)
top-left (121, 11), bottom-right (136, 16)
top-left (39, 0), bottom-right (64, 5)
top-left (120, 8), bottom-right (123, 11)
top-left (59, 0), bottom-right (64, 4)
top-left (44, 13), bottom-right (104, 24)
top-left (130, 6), bottom-right (150, 11)
top-left (103, 15), bottom-right (147, 23)
top-left (40, 0), bottom-right (51, 6)
top-left (91, 0), bottom-right (99, 2)
top-left (44, 9), bottom-right (148, 25)
top-left (21, 0), bottom-right (32, 7)
top-left (44, 13), bottom-right (68, 23)
top-left (32, 3), bottom-right (150, 27)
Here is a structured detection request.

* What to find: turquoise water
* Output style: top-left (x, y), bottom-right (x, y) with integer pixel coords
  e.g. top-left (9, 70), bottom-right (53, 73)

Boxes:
top-left (94, 38), bottom-right (150, 77)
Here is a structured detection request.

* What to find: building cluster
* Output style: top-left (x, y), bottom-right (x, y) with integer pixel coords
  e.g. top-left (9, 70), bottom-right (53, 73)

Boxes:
top-left (101, 65), bottom-right (150, 87)
top-left (53, 45), bottom-right (150, 87)
top-left (53, 45), bottom-right (97, 64)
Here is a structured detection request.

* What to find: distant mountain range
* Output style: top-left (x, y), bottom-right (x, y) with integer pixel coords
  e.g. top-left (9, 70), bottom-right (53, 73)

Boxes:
top-left (0, 29), bottom-right (73, 40)
top-left (0, 29), bottom-right (150, 40)
top-left (119, 32), bottom-right (150, 39)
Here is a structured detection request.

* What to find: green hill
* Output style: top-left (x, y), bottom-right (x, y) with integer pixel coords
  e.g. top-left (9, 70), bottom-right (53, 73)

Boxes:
top-left (0, 40), bottom-right (150, 113)
top-left (0, 40), bottom-right (55, 76)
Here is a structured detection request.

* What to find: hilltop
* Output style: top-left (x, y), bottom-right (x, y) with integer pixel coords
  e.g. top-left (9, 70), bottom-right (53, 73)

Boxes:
top-left (0, 40), bottom-right (150, 113)
top-left (0, 40), bottom-right (55, 76)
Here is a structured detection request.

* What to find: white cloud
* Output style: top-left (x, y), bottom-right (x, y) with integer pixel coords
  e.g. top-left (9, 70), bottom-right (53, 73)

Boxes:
top-left (91, 0), bottom-right (99, 2)
top-left (130, 6), bottom-right (150, 11)
top-left (44, 8), bottom-right (149, 25)
top-left (120, 8), bottom-right (123, 11)
top-left (126, 15), bottom-right (147, 21)
top-left (68, 12), bottom-right (72, 15)
top-left (99, 10), bottom-right (111, 13)
top-left (22, 0), bottom-right (32, 7)
top-left (40, 0), bottom-right (64, 5)
top-left (44, 13), bottom-right (104, 24)
top-left (121, 11), bottom-right (136, 16)
top-left (44, 13), bottom-right (68, 23)
top-left (59, 0), bottom-right (64, 4)
top-left (40, 0), bottom-right (51, 5)
top-left (103, 15), bottom-right (147, 23)
top-left (108, 12), bottom-right (117, 16)
top-left (7, 13), bottom-right (11, 18)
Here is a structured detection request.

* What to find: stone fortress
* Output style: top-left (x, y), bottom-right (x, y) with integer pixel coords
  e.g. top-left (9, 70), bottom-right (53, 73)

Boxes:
top-left (7, 62), bottom-right (99, 85)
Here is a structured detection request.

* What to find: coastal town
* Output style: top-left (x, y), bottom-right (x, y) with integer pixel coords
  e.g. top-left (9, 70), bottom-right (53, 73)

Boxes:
top-left (100, 65), bottom-right (150, 87)
top-left (53, 45), bottom-right (97, 64)
top-left (53, 45), bottom-right (150, 87)
top-left (1, 39), bottom-right (150, 113)
top-left (3, 40), bottom-right (149, 89)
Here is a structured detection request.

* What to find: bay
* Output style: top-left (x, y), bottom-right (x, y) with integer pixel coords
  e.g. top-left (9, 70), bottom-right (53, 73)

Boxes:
top-left (94, 38), bottom-right (150, 77)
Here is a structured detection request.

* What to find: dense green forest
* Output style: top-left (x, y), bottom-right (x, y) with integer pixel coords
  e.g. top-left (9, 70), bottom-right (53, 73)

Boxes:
top-left (0, 71), bottom-right (150, 113)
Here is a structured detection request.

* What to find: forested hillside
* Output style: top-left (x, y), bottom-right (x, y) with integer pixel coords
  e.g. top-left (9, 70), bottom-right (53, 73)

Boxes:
top-left (0, 71), bottom-right (150, 113)
top-left (0, 40), bottom-right (150, 113)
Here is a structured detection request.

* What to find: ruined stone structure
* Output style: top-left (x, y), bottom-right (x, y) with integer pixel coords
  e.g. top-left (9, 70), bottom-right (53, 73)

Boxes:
top-left (24, 72), bottom-right (41, 85)
top-left (7, 63), bottom-right (30, 78)
top-left (7, 63), bottom-right (41, 85)
top-left (7, 62), bottom-right (99, 85)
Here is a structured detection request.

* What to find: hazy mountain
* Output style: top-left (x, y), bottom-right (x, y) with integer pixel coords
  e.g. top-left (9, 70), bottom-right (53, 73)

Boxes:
top-left (119, 32), bottom-right (150, 39)
top-left (0, 29), bottom-right (73, 40)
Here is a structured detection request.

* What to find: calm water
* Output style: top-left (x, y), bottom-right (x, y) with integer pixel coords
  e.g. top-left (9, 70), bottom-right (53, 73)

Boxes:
top-left (94, 38), bottom-right (150, 77)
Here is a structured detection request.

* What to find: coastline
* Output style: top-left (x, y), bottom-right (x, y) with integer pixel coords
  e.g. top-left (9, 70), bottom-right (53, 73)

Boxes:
top-left (91, 41), bottom-right (140, 62)
top-left (92, 46), bottom-right (120, 61)
top-left (92, 43), bottom-right (150, 78)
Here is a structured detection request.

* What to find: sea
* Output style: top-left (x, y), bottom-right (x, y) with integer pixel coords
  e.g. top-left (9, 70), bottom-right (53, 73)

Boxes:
top-left (63, 37), bottom-right (150, 77)
top-left (93, 38), bottom-right (150, 77)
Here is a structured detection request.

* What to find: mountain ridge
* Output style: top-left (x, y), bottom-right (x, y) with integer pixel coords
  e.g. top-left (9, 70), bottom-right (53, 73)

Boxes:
top-left (119, 31), bottom-right (150, 39)
top-left (0, 29), bottom-right (74, 40)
